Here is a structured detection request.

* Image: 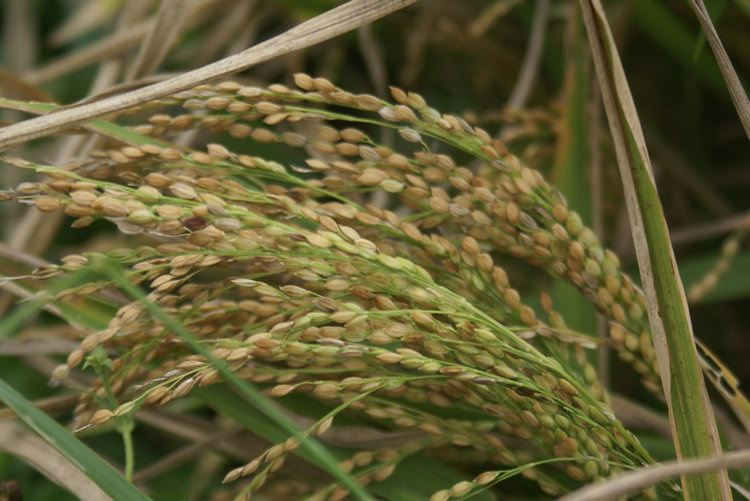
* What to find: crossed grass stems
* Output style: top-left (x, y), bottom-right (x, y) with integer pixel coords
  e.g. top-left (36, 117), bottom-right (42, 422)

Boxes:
top-left (5, 74), bottom-right (725, 499)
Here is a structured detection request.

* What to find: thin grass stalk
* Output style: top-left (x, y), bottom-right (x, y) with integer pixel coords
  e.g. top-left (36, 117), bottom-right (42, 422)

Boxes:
top-left (578, 0), bottom-right (730, 498)
top-left (0, 0), bottom-right (416, 151)
top-left (562, 448), bottom-right (750, 501)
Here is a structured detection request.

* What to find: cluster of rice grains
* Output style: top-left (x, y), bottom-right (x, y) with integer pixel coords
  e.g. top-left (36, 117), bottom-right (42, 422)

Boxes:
top-left (4, 75), bottom-right (677, 500)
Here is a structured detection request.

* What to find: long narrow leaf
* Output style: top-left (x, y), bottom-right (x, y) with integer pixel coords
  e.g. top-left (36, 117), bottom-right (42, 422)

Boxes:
top-left (0, 0), bottom-right (416, 152)
top-left (688, 0), bottom-right (750, 139)
top-left (578, 0), bottom-right (731, 498)
top-left (551, 8), bottom-right (597, 338)
top-left (0, 378), bottom-right (152, 501)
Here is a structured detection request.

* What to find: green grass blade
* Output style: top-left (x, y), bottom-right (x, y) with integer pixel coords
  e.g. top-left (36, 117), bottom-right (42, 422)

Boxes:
top-left (551, 8), bottom-right (597, 337)
top-left (0, 378), bottom-right (152, 501)
top-left (688, 0), bottom-right (750, 139)
top-left (578, 0), bottom-right (731, 498)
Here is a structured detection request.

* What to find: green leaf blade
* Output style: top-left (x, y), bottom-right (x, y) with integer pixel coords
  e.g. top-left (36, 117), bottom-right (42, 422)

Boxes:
top-left (0, 378), bottom-right (152, 501)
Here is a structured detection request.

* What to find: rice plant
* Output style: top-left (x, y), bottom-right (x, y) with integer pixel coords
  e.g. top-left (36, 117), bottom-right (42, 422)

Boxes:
top-left (1, 1), bottom-right (749, 500)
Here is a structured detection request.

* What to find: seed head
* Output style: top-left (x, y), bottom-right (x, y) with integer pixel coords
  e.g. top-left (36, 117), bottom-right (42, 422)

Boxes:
top-left (293, 73), bottom-right (315, 90)
top-left (398, 128), bottom-right (422, 143)
top-left (34, 197), bottom-right (61, 212)
top-left (312, 77), bottom-right (336, 93)
top-left (90, 409), bottom-right (113, 425)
